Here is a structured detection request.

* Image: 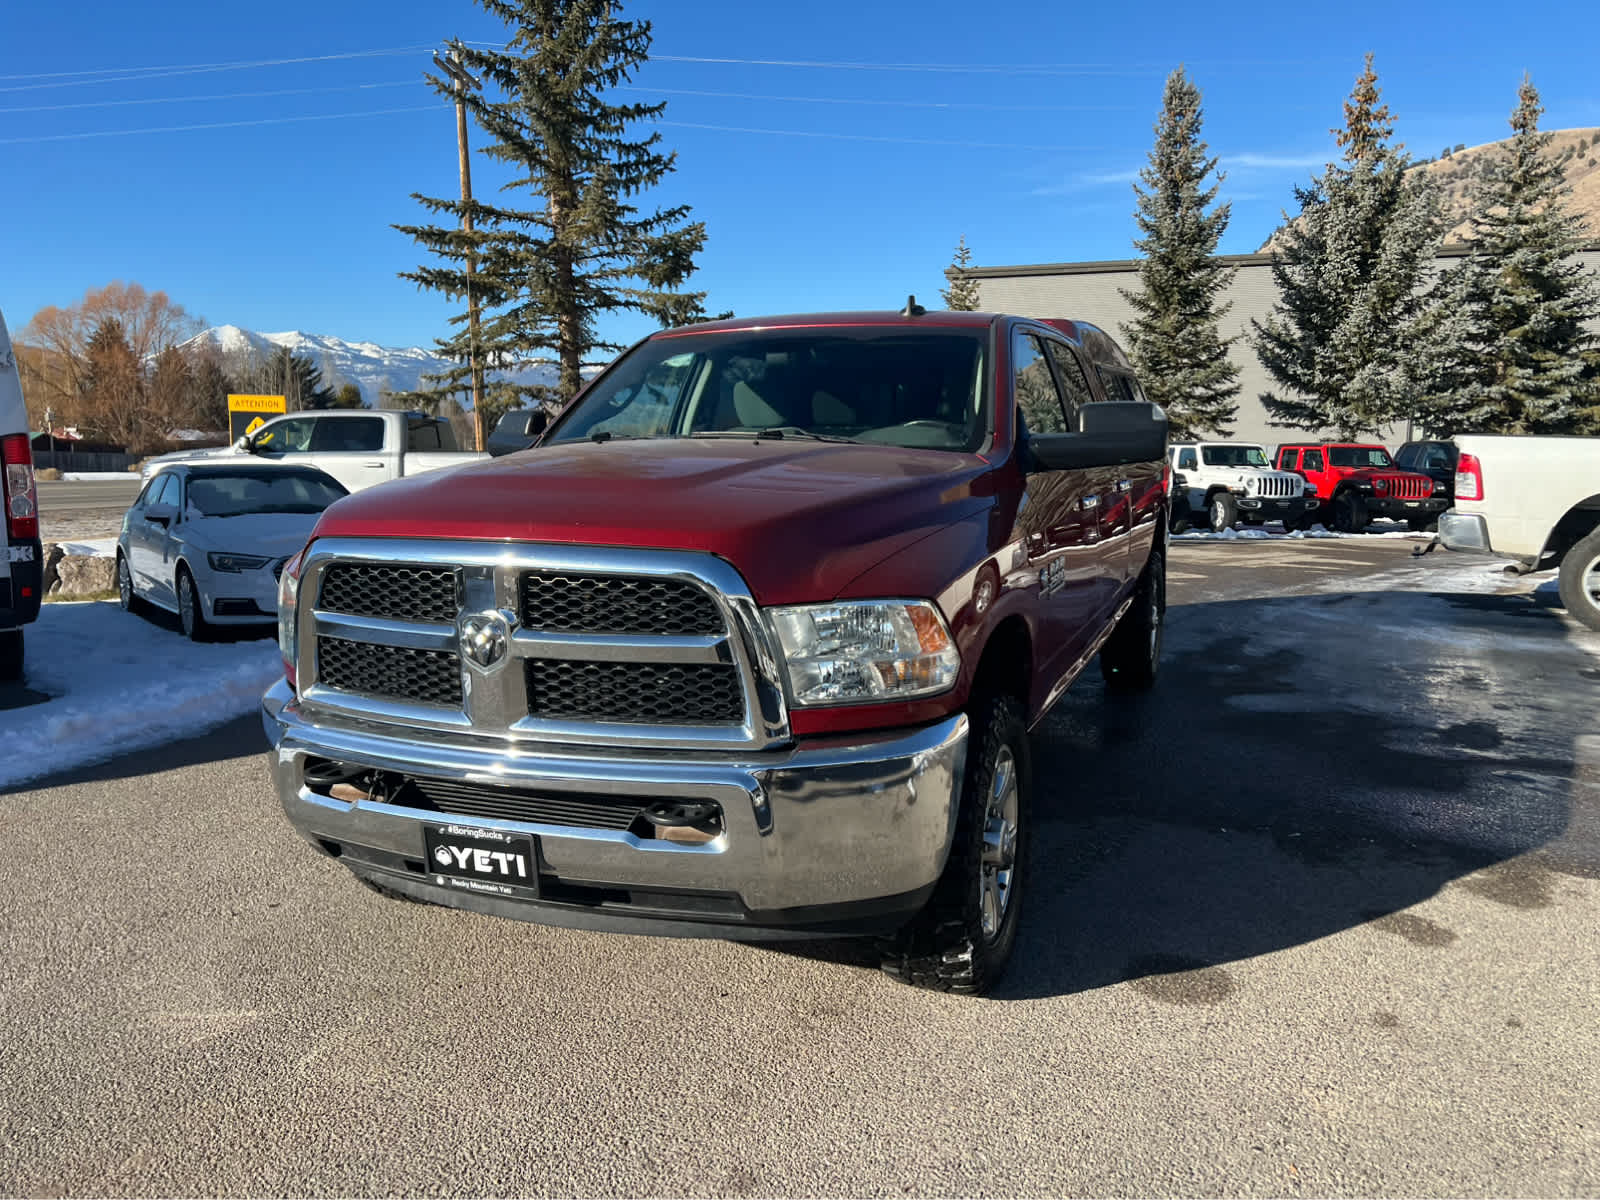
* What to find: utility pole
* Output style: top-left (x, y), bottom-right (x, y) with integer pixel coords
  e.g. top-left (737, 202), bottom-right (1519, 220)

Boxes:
top-left (434, 45), bottom-right (486, 451)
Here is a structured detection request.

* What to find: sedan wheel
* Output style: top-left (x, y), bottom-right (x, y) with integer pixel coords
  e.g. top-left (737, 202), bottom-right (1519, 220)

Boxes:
top-left (117, 555), bottom-right (138, 613)
top-left (177, 569), bottom-right (209, 642)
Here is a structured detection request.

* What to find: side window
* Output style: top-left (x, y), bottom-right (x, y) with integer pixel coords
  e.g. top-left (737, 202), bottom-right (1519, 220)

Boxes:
top-left (407, 421), bottom-right (443, 451)
top-left (1012, 332), bottom-right (1068, 434)
top-left (252, 416), bottom-right (317, 454)
top-left (589, 352), bottom-right (698, 437)
top-left (1395, 445), bottom-right (1416, 469)
top-left (1304, 449), bottom-right (1325, 472)
top-left (1044, 342), bottom-right (1094, 429)
top-left (1095, 366), bottom-right (1135, 403)
top-left (311, 417), bottom-right (385, 453)
top-left (1279, 449), bottom-right (1299, 471)
top-left (1178, 448), bottom-right (1198, 471)
top-left (151, 473), bottom-right (180, 509)
top-left (133, 478), bottom-right (160, 509)
top-left (1424, 445), bottom-right (1451, 470)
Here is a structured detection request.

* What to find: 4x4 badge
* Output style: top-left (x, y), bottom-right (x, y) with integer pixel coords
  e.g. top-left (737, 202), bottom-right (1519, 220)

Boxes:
top-left (459, 610), bottom-right (513, 670)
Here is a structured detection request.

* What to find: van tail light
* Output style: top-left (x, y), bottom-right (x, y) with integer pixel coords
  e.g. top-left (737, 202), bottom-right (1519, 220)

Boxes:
top-left (2, 433), bottom-right (39, 541)
top-left (1455, 452), bottom-right (1483, 502)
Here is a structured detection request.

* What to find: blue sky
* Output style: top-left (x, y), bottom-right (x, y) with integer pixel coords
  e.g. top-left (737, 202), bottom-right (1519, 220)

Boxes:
top-left (3, 0), bottom-right (1596, 356)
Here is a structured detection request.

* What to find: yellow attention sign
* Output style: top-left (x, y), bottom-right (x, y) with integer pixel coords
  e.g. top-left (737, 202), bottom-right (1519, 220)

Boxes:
top-left (228, 394), bottom-right (288, 416)
top-left (244, 416), bottom-right (267, 435)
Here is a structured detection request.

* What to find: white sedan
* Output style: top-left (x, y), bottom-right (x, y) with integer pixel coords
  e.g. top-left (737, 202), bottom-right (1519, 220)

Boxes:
top-left (116, 463), bottom-right (347, 640)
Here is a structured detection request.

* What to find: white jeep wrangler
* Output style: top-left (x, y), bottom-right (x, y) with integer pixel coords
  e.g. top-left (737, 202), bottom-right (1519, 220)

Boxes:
top-left (1168, 442), bottom-right (1319, 533)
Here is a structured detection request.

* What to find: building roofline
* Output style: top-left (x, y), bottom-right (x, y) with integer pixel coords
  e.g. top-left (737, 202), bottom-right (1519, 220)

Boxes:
top-left (951, 239), bottom-right (1600, 280)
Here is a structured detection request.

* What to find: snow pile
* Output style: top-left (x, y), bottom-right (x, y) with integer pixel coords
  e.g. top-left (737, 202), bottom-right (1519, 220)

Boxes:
top-left (1176, 520), bottom-right (1432, 542)
top-left (54, 538), bottom-right (117, 558)
top-left (61, 472), bottom-right (139, 482)
top-left (1, 602), bottom-right (281, 791)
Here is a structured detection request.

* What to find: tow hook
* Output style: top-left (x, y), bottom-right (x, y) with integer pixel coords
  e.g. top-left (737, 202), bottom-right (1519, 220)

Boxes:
top-left (1411, 538), bottom-right (1440, 558)
top-left (639, 800), bottom-right (722, 845)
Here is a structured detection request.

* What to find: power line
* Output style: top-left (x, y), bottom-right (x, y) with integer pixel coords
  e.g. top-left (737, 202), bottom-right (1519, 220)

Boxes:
top-left (0, 80), bottom-right (420, 116)
top-left (0, 103), bottom-right (447, 145)
top-left (658, 120), bottom-right (1108, 151)
top-left (620, 84), bottom-right (1138, 113)
top-left (0, 46), bottom-right (431, 93)
top-left (649, 55), bottom-right (1146, 76)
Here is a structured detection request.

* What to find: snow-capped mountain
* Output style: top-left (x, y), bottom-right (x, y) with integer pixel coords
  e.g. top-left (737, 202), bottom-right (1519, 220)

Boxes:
top-left (180, 325), bottom-right (568, 409)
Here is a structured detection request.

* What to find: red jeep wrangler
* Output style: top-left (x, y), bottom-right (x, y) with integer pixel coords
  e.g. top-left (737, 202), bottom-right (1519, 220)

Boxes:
top-left (1274, 442), bottom-right (1447, 532)
top-left (260, 306), bottom-right (1169, 993)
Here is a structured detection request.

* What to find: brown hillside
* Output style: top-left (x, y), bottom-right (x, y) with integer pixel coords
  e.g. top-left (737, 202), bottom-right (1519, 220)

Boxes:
top-left (1258, 125), bottom-right (1600, 252)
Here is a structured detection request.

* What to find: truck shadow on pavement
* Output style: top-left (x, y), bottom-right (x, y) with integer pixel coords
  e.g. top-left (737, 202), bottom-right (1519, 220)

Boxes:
top-left (771, 584), bottom-right (1598, 1000)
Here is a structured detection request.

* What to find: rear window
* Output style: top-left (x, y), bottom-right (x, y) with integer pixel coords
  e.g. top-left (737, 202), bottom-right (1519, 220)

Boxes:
top-left (545, 328), bottom-right (990, 453)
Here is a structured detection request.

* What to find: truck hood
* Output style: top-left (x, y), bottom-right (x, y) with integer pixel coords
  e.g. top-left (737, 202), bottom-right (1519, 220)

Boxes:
top-left (142, 445), bottom-right (239, 473)
top-left (308, 438), bottom-right (995, 605)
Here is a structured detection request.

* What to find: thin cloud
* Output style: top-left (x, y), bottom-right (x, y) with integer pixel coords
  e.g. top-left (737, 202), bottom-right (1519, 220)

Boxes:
top-left (1225, 151), bottom-right (1332, 170)
top-left (1031, 167), bottom-right (1142, 196)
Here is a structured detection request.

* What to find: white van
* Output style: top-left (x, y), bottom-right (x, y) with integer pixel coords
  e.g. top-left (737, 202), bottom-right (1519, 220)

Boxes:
top-left (0, 307), bottom-right (42, 680)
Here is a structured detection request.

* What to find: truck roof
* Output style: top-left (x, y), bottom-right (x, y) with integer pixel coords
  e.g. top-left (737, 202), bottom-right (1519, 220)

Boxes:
top-left (657, 310), bottom-right (996, 337)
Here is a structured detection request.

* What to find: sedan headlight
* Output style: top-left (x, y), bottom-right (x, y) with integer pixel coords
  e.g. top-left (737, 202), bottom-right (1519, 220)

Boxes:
top-left (767, 599), bottom-right (960, 706)
top-left (208, 551), bottom-right (272, 573)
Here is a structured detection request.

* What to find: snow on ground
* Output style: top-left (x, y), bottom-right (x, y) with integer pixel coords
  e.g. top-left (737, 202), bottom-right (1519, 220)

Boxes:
top-left (61, 472), bottom-right (139, 482)
top-left (0, 602), bottom-right (280, 791)
top-left (53, 538), bottom-right (117, 558)
top-left (1174, 519), bottom-right (1432, 542)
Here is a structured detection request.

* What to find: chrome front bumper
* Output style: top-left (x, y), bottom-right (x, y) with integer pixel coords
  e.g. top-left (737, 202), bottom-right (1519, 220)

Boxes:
top-left (261, 680), bottom-right (967, 936)
top-left (1438, 510), bottom-right (1492, 553)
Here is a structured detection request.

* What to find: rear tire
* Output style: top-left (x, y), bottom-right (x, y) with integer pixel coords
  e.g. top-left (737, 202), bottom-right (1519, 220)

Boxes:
top-left (1208, 492), bottom-right (1238, 533)
top-left (1169, 495), bottom-right (1192, 535)
top-left (1333, 490), bottom-right (1369, 533)
top-left (0, 629), bottom-right (22, 683)
top-left (1100, 540), bottom-right (1165, 691)
top-left (880, 693), bottom-right (1030, 995)
top-left (1557, 526), bottom-right (1600, 632)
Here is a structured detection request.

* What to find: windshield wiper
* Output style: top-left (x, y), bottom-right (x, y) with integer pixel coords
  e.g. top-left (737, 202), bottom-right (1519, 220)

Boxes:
top-left (691, 426), bottom-right (858, 444)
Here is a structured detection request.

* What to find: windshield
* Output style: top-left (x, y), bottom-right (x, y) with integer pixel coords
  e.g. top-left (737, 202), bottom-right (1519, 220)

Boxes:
top-left (1328, 446), bottom-right (1393, 469)
top-left (1201, 445), bottom-right (1270, 468)
top-left (545, 329), bottom-right (989, 452)
top-left (185, 471), bottom-right (348, 518)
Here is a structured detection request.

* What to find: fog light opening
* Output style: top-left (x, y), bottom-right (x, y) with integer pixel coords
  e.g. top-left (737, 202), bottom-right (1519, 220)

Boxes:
top-left (637, 800), bottom-right (723, 845)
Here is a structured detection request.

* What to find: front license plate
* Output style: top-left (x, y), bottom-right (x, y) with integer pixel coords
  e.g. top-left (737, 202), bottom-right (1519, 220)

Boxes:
top-left (1405, 500), bottom-right (1421, 507)
top-left (424, 825), bottom-right (539, 898)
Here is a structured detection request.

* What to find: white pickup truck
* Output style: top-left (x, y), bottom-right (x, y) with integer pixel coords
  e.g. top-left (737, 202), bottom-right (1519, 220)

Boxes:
top-left (142, 409), bottom-right (485, 494)
top-left (1438, 434), bottom-right (1600, 630)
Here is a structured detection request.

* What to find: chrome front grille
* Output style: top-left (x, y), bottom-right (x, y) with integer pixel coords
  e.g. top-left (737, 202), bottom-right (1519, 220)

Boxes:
top-left (319, 562), bottom-right (461, 622)
top-left (520, 571), bottom-right (724, 636)
top-left (1255, 474), bottom-right (1297, 498)
top-left (526, 659), bottom-right (744, 724)
top-left (296, 538), bottom-right (789, 751)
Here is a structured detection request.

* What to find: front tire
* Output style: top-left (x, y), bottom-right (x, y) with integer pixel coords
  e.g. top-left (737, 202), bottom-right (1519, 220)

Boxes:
top-left (0, 629), bottom-right (22, 683)
top-left (880, 694), bottom-right (1030, 995)
top-left (1557, 526), bottom-right (1600, 632)
top-left (176, 566), bottom-right (210, 642)
top-left (1208, 492), bottom-right (1238, 533)
top-left (116, 553), bottom-right (146, 615)
top-left (1333, 490), bottom-right (1369, 533)
top-left (1100, 541), bottom-right (1165, 691)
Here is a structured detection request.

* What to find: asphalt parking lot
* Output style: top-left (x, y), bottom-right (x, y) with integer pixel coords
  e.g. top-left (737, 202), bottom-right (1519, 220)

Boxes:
top-left (2, 534), bottom-right (1597, 1197)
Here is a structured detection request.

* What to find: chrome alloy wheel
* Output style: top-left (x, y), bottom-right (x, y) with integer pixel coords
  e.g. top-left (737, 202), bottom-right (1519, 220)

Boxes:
top-left (178, 573), bottom-right (198, 637)
top-left (1583, 551), bottom-right (1600, 605)
top-left (980, 745), bottom-right (1020, 940)
top-left (117, 556), bottom-right (132, 610)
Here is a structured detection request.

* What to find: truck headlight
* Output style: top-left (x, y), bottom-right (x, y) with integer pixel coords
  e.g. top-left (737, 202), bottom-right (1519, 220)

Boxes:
top-left (277, 549), bottom-right (305, 690)
top-left (208, 552), bottom-right (272, 573)
top-left (767, 599), bottom-right (960, 706)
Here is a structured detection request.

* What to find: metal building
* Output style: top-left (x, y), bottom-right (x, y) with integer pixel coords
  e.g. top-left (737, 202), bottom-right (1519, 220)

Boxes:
top-left (964, 243), bottom-right (1600, 450)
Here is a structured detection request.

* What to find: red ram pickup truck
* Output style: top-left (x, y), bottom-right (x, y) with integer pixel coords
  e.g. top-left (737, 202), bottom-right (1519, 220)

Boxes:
top-left (1274, 442), bottom-right (1449, 532)
top-left (261, 307), bottom-right (1169, 993)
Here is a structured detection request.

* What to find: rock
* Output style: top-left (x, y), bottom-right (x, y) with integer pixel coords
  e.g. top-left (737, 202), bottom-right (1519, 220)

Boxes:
top-left (41, 543), bottom-right (67, 596)
top-left (52, 555), bottom-right (117, 598)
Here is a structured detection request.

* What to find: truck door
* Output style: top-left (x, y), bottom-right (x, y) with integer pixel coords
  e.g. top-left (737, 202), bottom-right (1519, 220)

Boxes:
top-left (1043, 341), bottom-right (1125, 612)
top-left (1011, 330), bottom-right (1104, 677)
top-left (307, 415), bottom-right (390, 492)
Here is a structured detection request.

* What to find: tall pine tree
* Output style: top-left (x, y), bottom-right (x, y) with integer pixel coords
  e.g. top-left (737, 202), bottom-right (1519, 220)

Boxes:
top-left (941, 236), bottom-right (983, 311)
top-left (1253, 55), bottom-right (1442, 438)
top-left (397, 0), bottom-right (710, 423)
top-left (1119, 66), bottom-right (1239, 440)
top-left (1419, 77), bottom-right (1600, 435)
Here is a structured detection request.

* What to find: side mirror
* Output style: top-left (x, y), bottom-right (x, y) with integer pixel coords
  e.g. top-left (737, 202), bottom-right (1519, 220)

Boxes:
top-left (1027, 402), bottom-right (1168, 472)
top-left (233, 435), bottom-right (254, 452)
top-left (145, 502), bottom-right (177, 527)
top-left (487, 408), bottom-right (550, 457)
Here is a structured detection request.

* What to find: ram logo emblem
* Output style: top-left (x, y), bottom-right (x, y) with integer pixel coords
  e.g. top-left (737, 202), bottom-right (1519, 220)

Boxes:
top-left (459, 610), bottom-right (513, 671)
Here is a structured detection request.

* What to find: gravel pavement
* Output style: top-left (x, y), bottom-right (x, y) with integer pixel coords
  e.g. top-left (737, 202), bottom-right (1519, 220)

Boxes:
top-left (2, 538), bottom-right (1596, 1197)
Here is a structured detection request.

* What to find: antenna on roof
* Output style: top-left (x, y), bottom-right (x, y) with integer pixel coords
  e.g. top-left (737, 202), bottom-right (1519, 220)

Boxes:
top-left (901, 294), bottom-right (926, 317)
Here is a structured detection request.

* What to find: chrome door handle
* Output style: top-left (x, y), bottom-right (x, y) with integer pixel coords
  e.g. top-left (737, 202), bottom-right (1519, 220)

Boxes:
top-left (1116, 479), bottom-right (1132, 492)
top-left (362, 460), bottom-right (384, 468)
